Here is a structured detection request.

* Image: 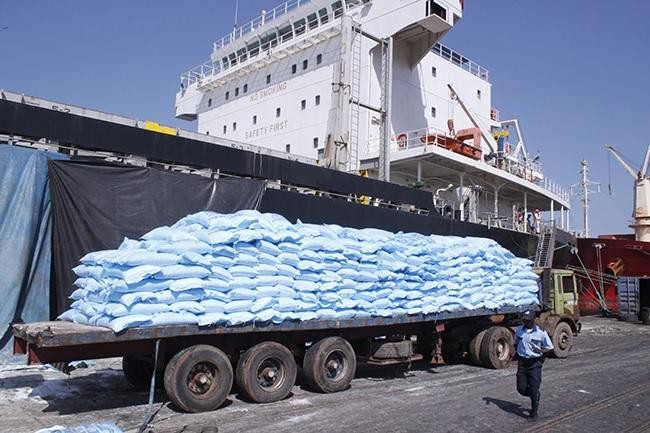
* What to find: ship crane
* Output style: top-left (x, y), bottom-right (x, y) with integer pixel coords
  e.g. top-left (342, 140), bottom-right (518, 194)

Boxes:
top-left (605, 144), bottom-right (650, 242)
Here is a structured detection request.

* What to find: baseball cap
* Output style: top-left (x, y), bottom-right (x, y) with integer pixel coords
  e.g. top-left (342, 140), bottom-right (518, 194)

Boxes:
top-left (522, 310), bottom-right (536, 320)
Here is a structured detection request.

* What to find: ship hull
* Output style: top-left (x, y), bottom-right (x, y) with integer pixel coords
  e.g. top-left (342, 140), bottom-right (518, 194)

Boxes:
top-left (571, 237), bottom-right (650, 315)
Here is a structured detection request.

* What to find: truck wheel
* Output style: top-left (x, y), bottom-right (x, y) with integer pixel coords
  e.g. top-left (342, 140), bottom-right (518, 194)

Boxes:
top-left (122, 355), bottom-right (155, 390)
top-left (551, 322), bottom-right (573, 358)
top-left (163, 345), bottom-right (233, 413)
top-left (468, 329), bottom-right (488, 366)
top-left (236, 341), bottom-right (297, 403)
top-left (303, 337), bottom-right (356, 393)
top-left (479, 326), bottom-right (514, 369)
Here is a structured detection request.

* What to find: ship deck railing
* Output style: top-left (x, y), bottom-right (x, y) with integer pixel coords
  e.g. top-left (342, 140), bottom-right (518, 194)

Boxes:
top-left (432, 43), bottom-right (490, 82)
top-left (181, 3), bottom-right (344, 90)
top-left (363, 126), bottom-right (569, 203)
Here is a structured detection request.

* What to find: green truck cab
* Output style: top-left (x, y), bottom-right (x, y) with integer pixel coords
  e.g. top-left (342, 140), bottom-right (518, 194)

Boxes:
top-left (534, 268), bottom-right (582, 358)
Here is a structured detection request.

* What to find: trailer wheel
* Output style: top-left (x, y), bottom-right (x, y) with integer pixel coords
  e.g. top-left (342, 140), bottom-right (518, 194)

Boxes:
top-left (303, 337), bottom-right (356, 393)
top-left (122, 355), bottom-right (156, 390)
top-left (468, 329), bottom-right (488, 366)
top-left (163, 345), bottom-right (233, 413)
top-left (479, 326), bottom-right (514, 369)
top-left (236, 341), bottom-right (297, 403)
top-left (551, 322), bottom-right (573, 358)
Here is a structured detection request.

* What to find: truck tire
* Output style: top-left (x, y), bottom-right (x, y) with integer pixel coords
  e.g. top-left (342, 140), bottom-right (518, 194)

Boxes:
top-left (303, 337), bottom-right (356, 393)
top-left (236, 341), bottom-right (297, 403)
top-left (122, 355), bottom-right (155, 390)
top-left (479, 326), bottom-right (514, 369)
top-left (468, 329), bottom-right (488, 366)
top-left (551, 322), bottom-right (573, 358)
top-left (163, 345), bottom-right (233, 413)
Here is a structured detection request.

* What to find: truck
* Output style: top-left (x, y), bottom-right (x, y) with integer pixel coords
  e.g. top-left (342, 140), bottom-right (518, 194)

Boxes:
top-left (12, 268), bottom-right (580, 413)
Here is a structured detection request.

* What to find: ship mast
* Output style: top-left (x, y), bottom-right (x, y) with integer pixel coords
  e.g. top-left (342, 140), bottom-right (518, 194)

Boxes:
top-left (571, 160), bottom-right (600, 238)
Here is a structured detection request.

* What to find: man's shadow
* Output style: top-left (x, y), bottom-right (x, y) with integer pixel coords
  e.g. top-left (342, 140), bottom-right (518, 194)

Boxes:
top-left (482, 397), bottom-right (529, 418)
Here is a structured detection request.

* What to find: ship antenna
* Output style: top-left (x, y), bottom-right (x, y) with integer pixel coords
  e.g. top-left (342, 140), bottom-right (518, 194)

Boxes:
top-left (233, 0), bottom-right (239, 34)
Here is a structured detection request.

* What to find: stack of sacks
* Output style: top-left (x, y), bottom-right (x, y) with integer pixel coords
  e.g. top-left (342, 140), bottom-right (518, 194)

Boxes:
top-left (59, 210), bottom-right (540, 332)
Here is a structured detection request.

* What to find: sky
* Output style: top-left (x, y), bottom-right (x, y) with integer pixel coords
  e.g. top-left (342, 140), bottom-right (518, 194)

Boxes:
top-left (0, 0), bottom-right (648, 236)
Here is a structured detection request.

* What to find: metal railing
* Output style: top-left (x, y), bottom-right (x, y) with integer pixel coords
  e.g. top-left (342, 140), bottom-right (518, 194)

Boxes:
top-left (180, 3), bottom-right (344, 89)
top-left (432, 43), bottom-right (490, 82)
top-left (213, 0), bottom-right (314, 51)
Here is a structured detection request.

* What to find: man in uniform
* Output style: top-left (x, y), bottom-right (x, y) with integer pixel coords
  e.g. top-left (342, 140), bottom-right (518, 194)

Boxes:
top-left (515, 310), bottom-right (554, 421)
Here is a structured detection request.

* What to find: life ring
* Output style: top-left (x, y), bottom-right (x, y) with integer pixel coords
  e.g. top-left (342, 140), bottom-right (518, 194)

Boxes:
top-left (396, 133), bottom-right (408, 149)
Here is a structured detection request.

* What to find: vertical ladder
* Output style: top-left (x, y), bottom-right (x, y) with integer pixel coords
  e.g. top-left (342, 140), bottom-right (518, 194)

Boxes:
top-left (348, 22), bottom-right (362, 172)
top-left (534, 222), bottom-right (556, 268)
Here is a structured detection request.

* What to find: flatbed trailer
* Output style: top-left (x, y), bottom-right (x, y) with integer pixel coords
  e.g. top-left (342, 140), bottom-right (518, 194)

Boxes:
top-left (12, 269), bottom-right (581, 413)
top-left (13, 305), bottom-right (538, 413)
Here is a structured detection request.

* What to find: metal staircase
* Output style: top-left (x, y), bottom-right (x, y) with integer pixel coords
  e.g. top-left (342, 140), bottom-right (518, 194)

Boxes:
top-left (534, 223), bottom-right (556, 268)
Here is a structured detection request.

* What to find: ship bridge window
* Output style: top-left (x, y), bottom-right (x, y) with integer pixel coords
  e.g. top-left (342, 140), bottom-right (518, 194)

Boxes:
top-left (426, 1), bottom-right (447, 20)
top-left (266, 74), bottom-right (271, 84)
top-left (228, 52), bottom-right (238, 67)
top-left (315, 95), bottom-right (321, 105)
top-left (294, 18), bottom-right (306, 36)
top-left (260, 32), bottom-right (279, 51)
top-left (236, 47), bottom-right (247, 63)
top-left (319, 8), bottom-right (329, 24)
top-left (303, 59), bottom-right (308, 70)
top-left (307, 12), bottom-right (319, 29)
top-left (332, 1), bottom-right (344, 18)
top-left (301, 100), bottom-right (306, 110)
top-left (278, 24), bottom-right (293, 43)
top-left (292, 64), bottom-right (297, 74)
top-left (276, 107), bottom-right (281, 118)
top-left (317, 54), bottom-right (323, 65)
top-left (247, 40), bottom-right (260, 57)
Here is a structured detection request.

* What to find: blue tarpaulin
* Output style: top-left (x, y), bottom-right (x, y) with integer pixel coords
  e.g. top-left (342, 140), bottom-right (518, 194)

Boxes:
top-left (0, 145), bottom-right (67, 358)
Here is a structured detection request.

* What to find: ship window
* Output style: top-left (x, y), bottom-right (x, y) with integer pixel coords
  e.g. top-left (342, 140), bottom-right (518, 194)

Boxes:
top-left (431, 107), bottom-right (436, 118)
top-left (266, 74), bottom-right (271, 84)
top-left (317, 148), bottom-right (325, 159)
top-left (206, 131), bottom-right (209, 136)
top-left (208, 98), bottom-right (212, 107)
top-left (276, 107), bottom-right (281, 118)
top-left (286, 144), bottom-right (291, 153)
top-left (253, 115), bottom-right (257, 125)
top-left (313, 137), bottom-right (319, 148)
top-left (223, 125), bottom-right (227, 134)
top-left (315, 95), bottom-right (321, 105)
top-left (303, 59), bottom-right (308, 70)
top-left (244, 84), bottom-right (248, 93)
top-left (294, 18), bottom-right (306, 35)
top-left (319, 8), bottom-right (329, 24)
top-left (431, 66), bottom-right (437, 77)
top-left (426, 1), bottom-right (447, 20)
top-left (235, 87), bottom-right (239, 97)
top-left (477, 89), bottom-right (481, 99)
top-left (332, 1), bottom-right (344, 18)
top-left (307, 13), bottom-right (319, 29)
top-left (233, 122), bottom-right (237, 131)
top-left (292, 64), bottom-right (297, 74)
top-left (301, 100), bottom-right (306, 110)
top-left (317, 54), bottom-right (322, 65)
top-left (225, 91), bottom-right (230, 100)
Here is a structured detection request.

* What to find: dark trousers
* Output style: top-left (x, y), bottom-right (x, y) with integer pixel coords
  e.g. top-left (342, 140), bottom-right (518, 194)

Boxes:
top-left (516, 357), bottom-right (544, 415)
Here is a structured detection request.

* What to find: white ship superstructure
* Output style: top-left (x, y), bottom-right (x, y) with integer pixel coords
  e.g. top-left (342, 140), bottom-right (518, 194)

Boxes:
top-left (176, 0), bottom-right (571, 232)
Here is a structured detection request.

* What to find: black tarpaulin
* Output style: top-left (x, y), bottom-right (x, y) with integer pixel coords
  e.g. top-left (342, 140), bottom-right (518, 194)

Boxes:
top-left (49, 160), bottom-right (265, 315)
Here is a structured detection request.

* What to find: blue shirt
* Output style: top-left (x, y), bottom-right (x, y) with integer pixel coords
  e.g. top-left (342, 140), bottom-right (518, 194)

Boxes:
top-left (515, 325), bottom-right (554, 359)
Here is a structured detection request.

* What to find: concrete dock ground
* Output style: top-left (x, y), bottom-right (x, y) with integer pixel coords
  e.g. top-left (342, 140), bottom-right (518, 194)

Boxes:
top-left (1, 316), bottom-right (649, 433)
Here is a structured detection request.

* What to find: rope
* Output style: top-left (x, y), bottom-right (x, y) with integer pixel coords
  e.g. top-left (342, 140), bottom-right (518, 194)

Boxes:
top-left (572, 251), bottom-right (611, 313)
